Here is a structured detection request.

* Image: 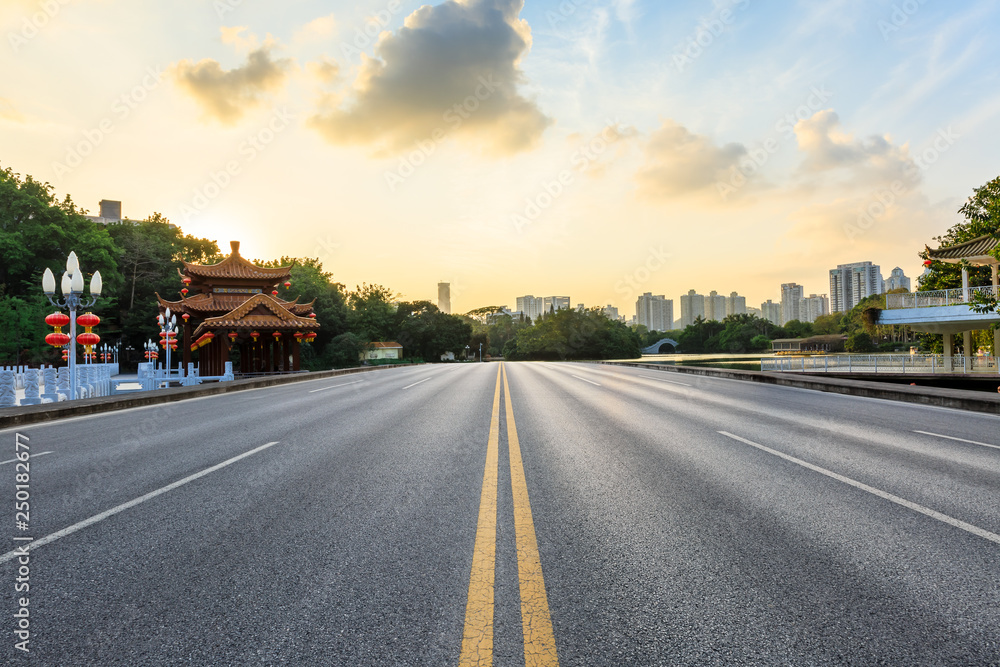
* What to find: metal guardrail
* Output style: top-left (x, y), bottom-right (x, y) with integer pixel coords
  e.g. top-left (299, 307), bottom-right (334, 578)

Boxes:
top-left (885, 285), bottom-right (997, 309)
top-left (762, 354), bottom-right (999, 374)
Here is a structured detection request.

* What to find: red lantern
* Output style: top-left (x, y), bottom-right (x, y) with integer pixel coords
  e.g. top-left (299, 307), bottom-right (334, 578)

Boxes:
top-left (77, 332), bottom-right (100, 346)
top-left (181, 288), bottom-right (189, 295)
top-left (251, 331), bottom-right (260, 342)
top-left (45, 312), bottom-right (70, 328)
top-left (284, 281), bottom-right (291, 288)
top-left (77, 313), bottom-right (100, 328)
top-left (45, 332), bottom-right (70, 347)
top-left (273, 332), bottom-right (282, 340)
top-left (182, 313), bottom-right (190, 321)
top-left (294, 332), bottom-right (303, 340)
top-left (923, 259), bottom-right (933, 267)
top-left (228, 331), bottom-right (239, 341)
top-left (271, 290), bottom-right (278, 296)
top-left (182, 277), bottom-right (192, 285)
top-left (309, 312), bottom-right (316, 318)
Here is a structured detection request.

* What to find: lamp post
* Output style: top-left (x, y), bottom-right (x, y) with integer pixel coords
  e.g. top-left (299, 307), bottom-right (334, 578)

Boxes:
top-left (41, 252), bottom-right (101, 401)
top-left (157, 309), bottom-right (177, 383)
top-left (479, 342), bottom-right (483, 362)
top-left (465, 344), bottom-right (470, 361)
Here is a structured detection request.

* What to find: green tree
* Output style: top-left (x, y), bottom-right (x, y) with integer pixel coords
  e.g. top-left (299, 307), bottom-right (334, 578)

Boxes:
top-left (347, 283), bottom-right (396, 341)
top-left (845, 331), bottom-right (874, 353)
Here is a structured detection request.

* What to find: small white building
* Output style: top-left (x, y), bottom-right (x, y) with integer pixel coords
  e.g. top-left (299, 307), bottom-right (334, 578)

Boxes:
top-left (363, 342), bottom-right (403, 360)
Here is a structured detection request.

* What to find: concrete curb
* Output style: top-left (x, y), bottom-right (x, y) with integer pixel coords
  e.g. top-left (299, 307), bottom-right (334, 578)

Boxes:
top-left (0, 364), bottom-right (421, 429)
top-left (600, 361), bottom-right (1000, 416)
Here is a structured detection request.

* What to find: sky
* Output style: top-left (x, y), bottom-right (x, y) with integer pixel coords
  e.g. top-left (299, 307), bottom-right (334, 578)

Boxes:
top-left (2, 0), bottom-right (999, 316)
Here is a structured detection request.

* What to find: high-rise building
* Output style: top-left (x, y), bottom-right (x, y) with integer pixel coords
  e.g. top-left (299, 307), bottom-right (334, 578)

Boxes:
top-left (603, 305), bottom-right (620, 321)
top-left (542, 296), bottom-right (571, 314)
top-left (801, 294), bottom-right (830, 323)
top-left (747, 306), bottom-right (763, 319)
top-left (680, 290), bottom-right (705, 328)
top-left (706, 291), bottom-right (727, 321)
top-left (761, 300), bottom-right (782, 325)
top-left (515, 295), bottom-right (544, 321)
top-left (886, 267), bottom-right (911, 292)
top-left (437, 282), bottom-right (451, 314)
top-left (780, 283), bottom-right (805, 324)
top-left (829, 261), bottom-right (883, 312)
top-left (725, 291), bottom-right (747, 317)
top-left (635, 293), bottom-right (673, 331)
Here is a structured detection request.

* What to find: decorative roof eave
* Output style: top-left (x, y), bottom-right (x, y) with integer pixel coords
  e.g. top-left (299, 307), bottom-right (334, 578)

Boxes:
top-left (181, 241), bottom-right (293, 281)
top-left (925, 234), bottom-right (1000, 266)
top-left (190, 292), bottom-right (319, 338)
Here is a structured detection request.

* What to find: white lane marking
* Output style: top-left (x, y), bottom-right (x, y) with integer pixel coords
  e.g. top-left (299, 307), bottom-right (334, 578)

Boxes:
top-left (403, 378), bottom-right (432, 390)
top-left (638, 374), bottom-right (692, 387)
top-left (570, 375), bottom-right (602, 386)
top-left (718, 431), bottom-right (1000, 546)
top-left (308, 380), bottom-right (365, 393)
top-left (0, 441), bottom-right (280, 564)
top-left (913, 431), bottom-right (1000, 451)
top-left (0, 451), bottom-right (53, 466)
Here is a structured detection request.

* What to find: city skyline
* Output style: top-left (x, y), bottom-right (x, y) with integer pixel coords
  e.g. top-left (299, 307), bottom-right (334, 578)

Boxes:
top-left (2, 1), bottom-right (996, 314)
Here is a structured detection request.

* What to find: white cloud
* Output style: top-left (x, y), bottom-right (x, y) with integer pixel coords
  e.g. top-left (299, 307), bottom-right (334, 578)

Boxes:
top-left (308, 0), bottom-right (551, 155)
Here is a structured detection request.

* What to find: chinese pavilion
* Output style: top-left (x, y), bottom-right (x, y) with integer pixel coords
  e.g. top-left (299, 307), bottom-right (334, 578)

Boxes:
top-left (156, 241), bottom-right (319, 376)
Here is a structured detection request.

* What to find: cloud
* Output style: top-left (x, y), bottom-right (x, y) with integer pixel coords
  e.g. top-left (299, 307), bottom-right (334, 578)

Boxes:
top-left (308, 0), bottom-right (551, 155)
top-left (295, 14), bottom-right (337, 43)
top-left (635, 120), bottom-right (749, 199)
top-left (794, 109), bottom-right (919, 187)
top-left (306, 56), bottom-right (340, 85)
top-left (172, 45), bottom-right (291, 124)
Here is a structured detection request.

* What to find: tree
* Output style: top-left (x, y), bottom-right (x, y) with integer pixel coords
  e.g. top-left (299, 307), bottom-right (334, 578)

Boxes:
top-left (845, 331), bottom-right (874, 353)
top-left (347, 283), bottom-right (396, 341)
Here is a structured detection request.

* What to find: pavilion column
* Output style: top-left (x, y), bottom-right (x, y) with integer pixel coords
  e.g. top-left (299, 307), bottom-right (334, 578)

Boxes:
top-left (943, 333), bottom-right (953, 372)
top-left (182, 322), bottom-right (191, 374)
top-left (282, 337), bottom-right (289, 372)
top-left (963, 331), bottom-right (973, 361)
top-left (292, 339), bottom-right (300, 371)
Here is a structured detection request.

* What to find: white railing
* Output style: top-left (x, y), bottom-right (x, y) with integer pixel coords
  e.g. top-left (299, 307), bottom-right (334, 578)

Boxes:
top-left (762, 354), bottom-right (999, 374)
top-left (885, 285), bottom-right (997, 309)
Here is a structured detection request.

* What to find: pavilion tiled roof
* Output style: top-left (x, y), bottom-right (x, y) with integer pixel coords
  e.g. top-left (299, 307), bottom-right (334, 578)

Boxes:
top-left (191, 293), bottom-right (319, 337)
top-left (181, 241), bottom-right (292, 281)
top-left (156, 292), bottom-right (315, 315)
top-left (925, 234), bottom-right (1000, 264)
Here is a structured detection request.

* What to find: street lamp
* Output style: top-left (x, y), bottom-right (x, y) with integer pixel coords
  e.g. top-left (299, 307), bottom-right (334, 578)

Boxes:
top-left (41, 252), bottom-right (101, 400)
top-left (479, 342), bottom-right (483, 362)
top-left (157, 308), bottom-right (178, 383)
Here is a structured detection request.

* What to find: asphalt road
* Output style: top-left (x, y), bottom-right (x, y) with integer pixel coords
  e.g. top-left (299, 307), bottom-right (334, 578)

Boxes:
top-left (1, 362), bottom-right (998, 665)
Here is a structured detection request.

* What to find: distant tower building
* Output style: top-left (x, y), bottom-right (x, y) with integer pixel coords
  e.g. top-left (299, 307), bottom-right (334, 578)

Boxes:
top-left (706, 291), bottom-right (727, 321)
top-left (602, 304), bottom-right (621, 321)
top-left (886, 267), bottom-right (911, 292)
top-left (438, 282), bottom-right (451, 314)
top-left (726, 291), bottom-right (747, 317)
top-left (516, 295), bottom-right (544, 321)
top-left (780, 283), bottom-right (805, 324)
top-left (761, 300), bottom-right (782, 325)
top-left (680, 290), bottom-right (705, 328)
top-left (801, 294), bottom-right (830, 323)
top-left (542, 296), bottom-right (571, 313)
top-left (635, 293), bottom-right (673, 331)
top-left (829, 261), bottom-right (882, 312)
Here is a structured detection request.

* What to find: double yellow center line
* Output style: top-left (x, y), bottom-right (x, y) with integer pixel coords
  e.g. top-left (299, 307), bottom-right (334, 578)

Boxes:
top-left (459, 364), bottom-right (559, 667)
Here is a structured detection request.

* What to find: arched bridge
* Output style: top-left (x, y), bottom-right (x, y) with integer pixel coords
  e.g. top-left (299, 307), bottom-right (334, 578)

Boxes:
top-left (641, 338), bottom-right (679, 354)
